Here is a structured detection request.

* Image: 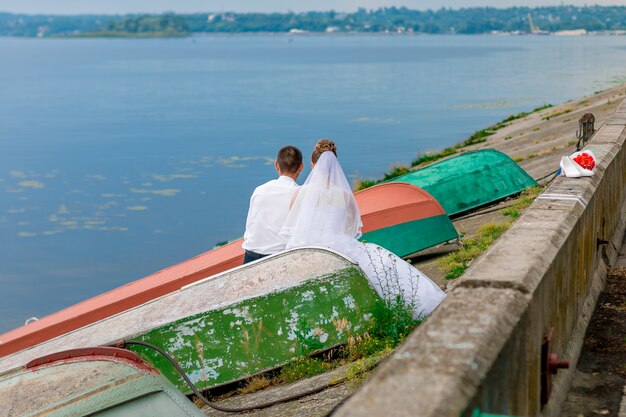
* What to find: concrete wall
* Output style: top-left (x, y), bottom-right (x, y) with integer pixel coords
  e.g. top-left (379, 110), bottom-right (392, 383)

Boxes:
top-left (335, 101), bottom-right (626, 417)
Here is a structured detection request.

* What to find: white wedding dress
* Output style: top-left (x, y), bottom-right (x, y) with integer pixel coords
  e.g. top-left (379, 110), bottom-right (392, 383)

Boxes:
top-left (281, 152), bottom-right (446, 318)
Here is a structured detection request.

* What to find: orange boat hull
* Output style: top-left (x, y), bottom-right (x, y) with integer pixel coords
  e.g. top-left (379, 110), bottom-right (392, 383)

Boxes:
top-left (356, 182), bottom-right (447, 233)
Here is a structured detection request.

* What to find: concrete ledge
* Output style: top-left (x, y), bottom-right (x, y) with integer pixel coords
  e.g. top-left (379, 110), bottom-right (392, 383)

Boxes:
top-left (335, 101), bottom-right (626, 417)
top-left (334, 288), bottom-right (528, 417)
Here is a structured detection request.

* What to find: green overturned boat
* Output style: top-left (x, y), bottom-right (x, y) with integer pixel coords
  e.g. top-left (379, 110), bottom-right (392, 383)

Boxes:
top-left (0, 248), bottom-right (381, 393)
top-left (390, 149), bottom-right (537, 216)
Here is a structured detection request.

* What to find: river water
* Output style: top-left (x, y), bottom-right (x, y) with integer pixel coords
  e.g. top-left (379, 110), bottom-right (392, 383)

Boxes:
top-left (1, 34), bottom-right (625, 332)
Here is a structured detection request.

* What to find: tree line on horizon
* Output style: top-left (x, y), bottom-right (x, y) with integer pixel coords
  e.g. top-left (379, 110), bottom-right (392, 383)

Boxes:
top-left (2, 6), bottom-right (626, 37)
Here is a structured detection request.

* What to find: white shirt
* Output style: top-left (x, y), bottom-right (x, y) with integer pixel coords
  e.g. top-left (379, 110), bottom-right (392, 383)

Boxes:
top-left (242, 176), bottom-right (299, 255)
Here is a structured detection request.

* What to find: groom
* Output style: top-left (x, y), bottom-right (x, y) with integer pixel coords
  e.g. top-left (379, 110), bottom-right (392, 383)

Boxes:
top-left (242, 145), bottom-right (303, 264)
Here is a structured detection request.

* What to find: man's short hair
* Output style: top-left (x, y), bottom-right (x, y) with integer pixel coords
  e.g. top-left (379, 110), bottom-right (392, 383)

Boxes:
top-left (277, 145), bottom-right (303, 173)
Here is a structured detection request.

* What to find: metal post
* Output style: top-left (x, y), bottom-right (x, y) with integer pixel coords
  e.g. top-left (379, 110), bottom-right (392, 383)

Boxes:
top-left (576, 113), bottom-right (595, 151)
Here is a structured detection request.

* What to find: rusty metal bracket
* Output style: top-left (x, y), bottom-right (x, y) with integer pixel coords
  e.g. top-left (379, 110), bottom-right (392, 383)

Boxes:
top-left (576, 113), bottom-right (595, 151)
top-left (541, 328), bottom-right (570, 406)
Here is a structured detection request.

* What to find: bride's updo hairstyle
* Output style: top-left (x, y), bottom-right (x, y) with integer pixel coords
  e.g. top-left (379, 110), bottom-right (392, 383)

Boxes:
top-left (311, 139), bottom-right (337, 163)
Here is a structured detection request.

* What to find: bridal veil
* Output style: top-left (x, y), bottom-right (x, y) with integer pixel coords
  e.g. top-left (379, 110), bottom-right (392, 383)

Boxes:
top-left (282, 151), bottom-right (362, 253)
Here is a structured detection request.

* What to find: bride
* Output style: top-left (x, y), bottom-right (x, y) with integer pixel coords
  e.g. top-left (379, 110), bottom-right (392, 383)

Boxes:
top-left (281, 140), bottom-right (446, 318)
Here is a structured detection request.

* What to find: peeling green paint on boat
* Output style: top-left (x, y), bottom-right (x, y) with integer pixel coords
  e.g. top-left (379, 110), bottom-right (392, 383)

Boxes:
top-left (361, 214), bottom-right (458, 257)
top-left (390, 150), bottom-right (537, 216)
top-left (127, 266), bottom-right (380, 392)
top-left (0, 248), bottom-right (371, 384)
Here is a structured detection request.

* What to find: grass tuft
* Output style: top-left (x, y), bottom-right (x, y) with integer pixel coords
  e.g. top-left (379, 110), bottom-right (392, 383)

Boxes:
top-left (353, 179), bottom-right (377, 191)
top-left (343, 360), bottom-right (371, 383)
top-left (502, 186), bottom-right (542, 220)
top-left (278, 358), bottom-right (331, 384)
top-left (382, 164), bottom-right (412, 181)
top-left (411, 147), bottom-right (457, 167)
top-left (342, 295), bottom-right (421, 361)
top-left (440, 185), bottom-right (543, 279)
top-left (237, 376), bottom-right (272, 395)
top-left (462, 129), bottom-right (492, 146)
top-left (439, 221), bottom-right (512, 279)
top-left (542, 108), bottom-right (572, 120)
top-left (499, 104), bottom-right (553, 124)
top-left (369, 297), bottom-right (421, 345)
top-left (354, 163), bottom-right (411, 191)
top-left (502, 208), bottom-right (520, 219)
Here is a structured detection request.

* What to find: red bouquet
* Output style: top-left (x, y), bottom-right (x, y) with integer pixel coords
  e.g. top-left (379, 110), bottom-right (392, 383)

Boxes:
top-left (572, 152), bottom-right (596, 171)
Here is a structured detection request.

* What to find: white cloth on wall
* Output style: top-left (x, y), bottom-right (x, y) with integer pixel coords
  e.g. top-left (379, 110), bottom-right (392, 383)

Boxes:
top-left (559, 150), bottom-right (596, 178)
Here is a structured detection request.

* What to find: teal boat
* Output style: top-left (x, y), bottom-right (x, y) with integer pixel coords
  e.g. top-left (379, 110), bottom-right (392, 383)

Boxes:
top-left (390, 149), bottom-right (537, 216)
top-left (0, 347), bottom-right (206, 417)
top-left (0, 248), bottom-right (381, 393)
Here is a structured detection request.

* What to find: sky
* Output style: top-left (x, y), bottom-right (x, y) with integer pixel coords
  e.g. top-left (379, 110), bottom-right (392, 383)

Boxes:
top-left (1, 0), bottom-right (625, 15)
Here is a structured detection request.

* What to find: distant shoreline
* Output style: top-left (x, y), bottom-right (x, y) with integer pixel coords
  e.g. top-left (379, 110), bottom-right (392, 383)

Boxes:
top-left (4, 30), bottom-right (626, 40)
top-left (3, 6), bottom-right (626, 38)
top-left (64, 31), bottom-right (189, 39)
